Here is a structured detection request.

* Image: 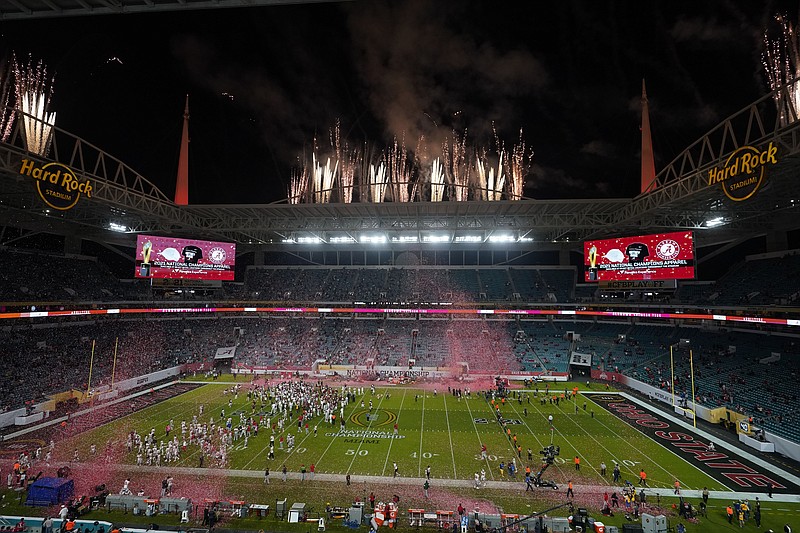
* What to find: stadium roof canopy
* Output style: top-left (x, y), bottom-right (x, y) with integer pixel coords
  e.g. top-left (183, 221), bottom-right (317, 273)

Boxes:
top-left (1, 81), bottom-right (800, 255)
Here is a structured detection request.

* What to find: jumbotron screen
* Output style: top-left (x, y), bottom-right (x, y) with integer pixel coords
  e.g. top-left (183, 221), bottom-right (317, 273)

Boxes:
top-left (134, 235), bottom-right (236, 280)
top-left (584, 231), bottom-right (695, 282)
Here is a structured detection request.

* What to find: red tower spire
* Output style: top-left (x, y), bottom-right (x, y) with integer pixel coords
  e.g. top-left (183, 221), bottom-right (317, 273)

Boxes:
top-left (640, 79), bottom-right (657, 195)
top-left (174, 95), bottom-right (190, 205)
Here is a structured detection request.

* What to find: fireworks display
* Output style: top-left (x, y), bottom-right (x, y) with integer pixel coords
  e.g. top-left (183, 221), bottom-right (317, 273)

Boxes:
top-left (13, 53), bottom-right (56, 157)
top-left (288, 122), bottom-right (533, 204)
top-left (763, 14), bottom-right (800, 126)
top-left (0, 57), bottom-right (14, 142)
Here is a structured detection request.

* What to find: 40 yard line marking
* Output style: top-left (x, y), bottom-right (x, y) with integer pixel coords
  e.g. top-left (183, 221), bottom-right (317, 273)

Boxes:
top-left (383, 388), bottom-right (406, 476)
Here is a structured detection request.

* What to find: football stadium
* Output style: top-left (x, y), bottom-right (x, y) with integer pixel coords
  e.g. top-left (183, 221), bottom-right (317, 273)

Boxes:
top-left (2, 3), bottom-right (800, 533)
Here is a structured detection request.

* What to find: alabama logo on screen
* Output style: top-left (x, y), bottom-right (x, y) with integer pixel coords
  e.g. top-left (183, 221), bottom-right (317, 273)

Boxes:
top-left (20, 159), bottom-right (93, 210)
top-left (655, 239), bottom-right (680, 260)
top-left (707, 142), bottom-right (777, 201)
top-left (208, 247), bottom-right (227, 264)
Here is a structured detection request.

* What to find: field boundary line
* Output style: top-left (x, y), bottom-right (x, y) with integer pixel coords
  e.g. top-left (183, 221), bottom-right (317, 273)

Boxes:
top-left (586, 391), bottom-right (800, 488)
top-left (582, 392), bottom-right (730, 490)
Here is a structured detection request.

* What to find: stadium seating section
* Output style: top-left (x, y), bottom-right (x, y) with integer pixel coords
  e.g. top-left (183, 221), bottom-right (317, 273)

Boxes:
top-left (1, 247), bottom-right (799, 443)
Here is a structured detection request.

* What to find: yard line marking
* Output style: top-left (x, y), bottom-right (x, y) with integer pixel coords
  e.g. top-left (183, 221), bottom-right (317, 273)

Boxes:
top-left (442, 393), bottom-right (457, 479)
top-left (270, 385), bottom-right (365, 472)
top-left (508, 396), bottom-right (606, 481)
top-left (575, 395), bottom-right (721, 491)
top-left (463, 393), bottom-right (499, 481)
top-left (383, 388), bottom-right (406, 476)
top-left (417, 391), bottom-right (425, 477)
top-left (350, 387), bottom-right (388, 476)
top-left (310, 387), bottom-right (366, 468)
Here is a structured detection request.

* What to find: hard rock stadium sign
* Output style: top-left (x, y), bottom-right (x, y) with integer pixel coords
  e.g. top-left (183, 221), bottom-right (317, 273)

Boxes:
top-left (707, 142), bottom-right (777, 201)
top-left (19, 158), bottom-right (93, 210)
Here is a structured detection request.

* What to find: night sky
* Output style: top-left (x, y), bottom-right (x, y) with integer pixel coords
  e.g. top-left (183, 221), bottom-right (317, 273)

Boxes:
top-left (0, 0), bottom-right (796, 204)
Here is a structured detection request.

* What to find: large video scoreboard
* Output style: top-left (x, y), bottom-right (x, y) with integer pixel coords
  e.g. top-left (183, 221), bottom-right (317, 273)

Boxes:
top-left (584, 231), bottom-right (695, 282)
top-left (134, 235), bottom-right (236, 281)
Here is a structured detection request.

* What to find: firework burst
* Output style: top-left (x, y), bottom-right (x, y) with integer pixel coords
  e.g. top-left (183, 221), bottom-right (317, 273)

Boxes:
top-left (312, 153), bottom-right (337, 203)
top-left (369, 162), bottom-right (388, 202)
top-left (430, 157), bottom-right (445, 202)
top-left (0, 56), bottom-right (14, 142)
top-left (763, 14), bottom-right (800, 125)
top-left (288, 121), bottom-right (532, 203)
top-left (288, 167), bottom-right (308, 204)
top-left (13, 53), bottom-right (56, 157)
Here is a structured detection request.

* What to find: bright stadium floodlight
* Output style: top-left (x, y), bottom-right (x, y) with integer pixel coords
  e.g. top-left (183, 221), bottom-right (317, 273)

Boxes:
top-left (488, 234), bottom-right (516, 243)
top-left (330, 236), bottom-right (356, 244)
top-left (281, 238), bottom-right (295, 244)
top-left (297, 236), bottom-right (322, 244)
top-left (455, 235), bottom-right (482, 243)
top-left (108, 222), bottom-right (128, 233)
top-left (705, 217), bottom-right (725, 228)
top-left (422, 234), bottom-right (449, 243)
top-left (391, 235), bottom-right (418, 243)
top-left (361, 234), bottom-right (387, 244)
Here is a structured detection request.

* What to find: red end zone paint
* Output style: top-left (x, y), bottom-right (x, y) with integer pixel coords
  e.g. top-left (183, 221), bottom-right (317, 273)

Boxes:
top-left (595, 396), bottom-right (793, 491)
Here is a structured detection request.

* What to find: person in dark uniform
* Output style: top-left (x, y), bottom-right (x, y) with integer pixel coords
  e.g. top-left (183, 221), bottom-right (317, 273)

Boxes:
top-left (625, 242), bottom-right (649, 263)
top-left (181, 245), bottom-right (203, 264)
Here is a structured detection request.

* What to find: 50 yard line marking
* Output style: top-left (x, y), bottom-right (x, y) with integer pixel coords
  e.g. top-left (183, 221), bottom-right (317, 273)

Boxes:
top-left (442, 394), bottom-right (457, 478)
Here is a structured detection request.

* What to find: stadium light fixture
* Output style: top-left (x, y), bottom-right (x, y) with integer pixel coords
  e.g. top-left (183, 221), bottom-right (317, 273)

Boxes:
top-left (422, 234), bottom-right (450, 243)
top-left (108, 222), bottom-right (128, 233)
top-left (488, 234), bottom-right (516, 243)
top-left (391, 235), bottom-right (418, 243)
top-left (297, 236), bottom-right (322, 244)
top-left (330, 236), bottom-right (356, 244)
top-left (705, 217), bottom-right (725, 228)
top-left (454, 235), bottom-right (482, 243)
top-left (361, 234), bottom-right (387, 244)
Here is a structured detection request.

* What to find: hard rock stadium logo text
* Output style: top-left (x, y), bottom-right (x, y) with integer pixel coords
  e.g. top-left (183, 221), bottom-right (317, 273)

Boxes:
top-left (20, 159), bottom-right (93, 210)
top-left (707, 142), bottom-right (777, 201)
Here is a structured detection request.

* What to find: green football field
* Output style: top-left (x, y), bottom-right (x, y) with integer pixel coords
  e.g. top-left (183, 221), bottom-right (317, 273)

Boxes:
top-left (62, 379), bottom-right (724, 491)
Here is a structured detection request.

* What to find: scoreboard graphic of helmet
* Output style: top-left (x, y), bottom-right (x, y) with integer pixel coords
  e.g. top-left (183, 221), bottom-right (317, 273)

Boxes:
top-left (584, 231), bottom-right (695, 282)
top-left (135, 235), bottom-right (236, 280)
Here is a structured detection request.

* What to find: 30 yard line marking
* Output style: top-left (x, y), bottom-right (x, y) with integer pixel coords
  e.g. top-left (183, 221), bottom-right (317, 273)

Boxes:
top-left (442, 394), bottom-right (457, 478)
top-left (463, 394), bottom-right (497, 481)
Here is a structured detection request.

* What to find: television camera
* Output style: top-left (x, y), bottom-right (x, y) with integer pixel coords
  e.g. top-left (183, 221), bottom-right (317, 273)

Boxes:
top-left (533, 445), bottom-right (560, 489)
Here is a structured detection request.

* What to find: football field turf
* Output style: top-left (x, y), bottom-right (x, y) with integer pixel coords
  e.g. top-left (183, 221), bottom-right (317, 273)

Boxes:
top-left (64, 380), bottom-right (726, 492)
